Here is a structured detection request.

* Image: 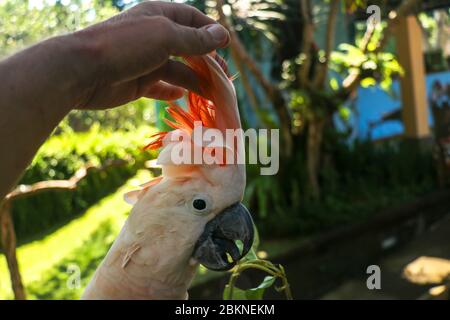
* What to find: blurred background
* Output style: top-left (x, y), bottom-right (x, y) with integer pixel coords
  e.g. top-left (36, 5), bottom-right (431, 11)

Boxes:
top-left (0, 0), bottom-right (449, 300)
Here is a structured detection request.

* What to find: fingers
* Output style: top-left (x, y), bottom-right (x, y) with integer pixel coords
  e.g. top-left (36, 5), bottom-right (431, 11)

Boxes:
top-left (157, 60), bottom-right (202, 96)
top-left (93, 14), bottom-right (229, 84)
top-left (166, 22), bottom-right (230, 56)
top-left (144, 81), bottom-right (185, 101)
top-left (137, 59), bottom-right (211, 98)
top-left (86, 59), bottom-right (205, 108)
top-left (82, 80), bottom-right (140, 109)
top-left (137, 1), bottom-right (216, 28)
top-left (136, 1), bottom-right (230, 54)
top-left (77, 2), bottom-right (228, 109)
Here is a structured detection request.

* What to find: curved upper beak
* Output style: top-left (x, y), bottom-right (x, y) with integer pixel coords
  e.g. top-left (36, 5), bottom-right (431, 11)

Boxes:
top-left (192, 203), bottom-right (254, 271)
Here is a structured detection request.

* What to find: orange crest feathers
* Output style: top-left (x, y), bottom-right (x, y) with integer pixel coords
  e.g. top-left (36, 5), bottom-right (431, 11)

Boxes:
top-left (144, 53), bottom-right (235, 151)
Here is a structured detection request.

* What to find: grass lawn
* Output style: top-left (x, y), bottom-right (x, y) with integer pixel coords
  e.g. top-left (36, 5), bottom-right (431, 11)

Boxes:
top-left (0, 169), bottom-right (153, 299)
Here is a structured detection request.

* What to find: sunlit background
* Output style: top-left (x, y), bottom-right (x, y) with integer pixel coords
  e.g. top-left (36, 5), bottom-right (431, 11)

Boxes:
top-left (0, 0), bottom-right (449, 300)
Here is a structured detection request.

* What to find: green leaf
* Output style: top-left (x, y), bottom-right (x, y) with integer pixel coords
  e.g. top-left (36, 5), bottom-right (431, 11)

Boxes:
top-left (329, 78), bottom-right (339, 91)
top-left (247, 276), bottom-right (277, 299)
top-left (234, 224), bottom-right (260, 264)
top-left (338, 43), bottom-right (362, 54)
top-left (338, 107), bottom-right (352, 121)
top-left (223, 285), bottom-right (248, 300)
top-left (360, 77), bottom-right (376, 88)
top-left (242, 248), bottom-right (259, 262)
top-left (252, 225), bottom-right (260, 252)
top-left (223, 276), bottom-right (276, 300)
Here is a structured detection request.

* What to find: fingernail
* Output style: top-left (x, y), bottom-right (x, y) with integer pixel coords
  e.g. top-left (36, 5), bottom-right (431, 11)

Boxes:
top-left (206, 24), bottom-right (228, 44)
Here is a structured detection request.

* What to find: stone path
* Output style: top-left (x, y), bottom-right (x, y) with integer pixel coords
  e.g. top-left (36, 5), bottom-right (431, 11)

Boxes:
top-left (321, 214), bottom-right (450, 299)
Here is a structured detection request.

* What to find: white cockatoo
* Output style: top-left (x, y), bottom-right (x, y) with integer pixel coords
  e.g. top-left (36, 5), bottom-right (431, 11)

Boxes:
top-left (82, 53), bottom-right (254, 299)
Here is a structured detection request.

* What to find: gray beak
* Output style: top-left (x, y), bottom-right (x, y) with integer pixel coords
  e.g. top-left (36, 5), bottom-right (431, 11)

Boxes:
top-left (192, 203), bottom-right (254, 271)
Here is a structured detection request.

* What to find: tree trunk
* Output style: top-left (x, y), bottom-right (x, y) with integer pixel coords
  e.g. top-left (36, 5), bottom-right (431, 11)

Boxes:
top-left (306, 117), bottom-right (325, 200)
top-left (298, 0), bottom-right (314, 87)
top-left (273, 91), bottom-right (293, 160)
top-left (0, 201), bottom-right (26, 300)
top-left (313, 0), bottom-right (339, 88)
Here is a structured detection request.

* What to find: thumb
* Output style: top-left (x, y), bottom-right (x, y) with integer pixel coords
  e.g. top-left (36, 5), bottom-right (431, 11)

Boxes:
top-left (169, 23), bottom-right (230, 56)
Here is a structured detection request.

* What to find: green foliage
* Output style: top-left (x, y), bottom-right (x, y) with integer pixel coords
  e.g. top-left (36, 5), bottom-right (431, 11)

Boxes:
top-left (26, 220), bottom-right (115, 300)
top-left (223, 248), bottom-right (292, 300)
top-left (343, 0), bottom-right (368, 13)
top-left (188, 0), bottom-right (290, 45)
top-left (331, 42), bottom-right (404, 95)
top-left (0, 170), bottom-right (152, 299)
top-left (11, 125), bottom-right (154, 242)
top-left (0, 1), bottom-right (154, 132)
top-left (65, 98), bottom-right (156, 132)
top-left (246, 139), bottom-right (437, 238)
top-left (420, 11), bottom-right (449, 73)
top-left (419, 12), bottom-right (439, 50)
top-left (0, 0), bottom-right (118, 57)
top-left (224, 275), bottom-right (276, 300)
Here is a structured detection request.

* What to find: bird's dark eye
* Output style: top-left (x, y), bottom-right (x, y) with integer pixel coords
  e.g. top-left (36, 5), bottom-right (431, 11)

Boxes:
top-left (193, 199), bottom-right (207, 211)
top-left (190, 195), bottom-right (212, 215)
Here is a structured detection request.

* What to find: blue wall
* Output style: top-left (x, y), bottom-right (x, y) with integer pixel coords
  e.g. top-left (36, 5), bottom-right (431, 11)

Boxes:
top-left (349, 70), bottom-right (450, 140)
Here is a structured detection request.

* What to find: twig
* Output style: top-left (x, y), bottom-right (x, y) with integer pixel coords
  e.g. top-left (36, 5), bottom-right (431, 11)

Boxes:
top-left (298, 0), bottom-right (314, 87)
top-left (226, 259), bottom-right (293, 300)
top-left (5, 159), bottom-right (128, 201)
top-left (313, 0), bottom-right (340, 88)
top-left (0, 201), bottom-right (25, 300)
top-left (1, 157), bottom-right (129, 300)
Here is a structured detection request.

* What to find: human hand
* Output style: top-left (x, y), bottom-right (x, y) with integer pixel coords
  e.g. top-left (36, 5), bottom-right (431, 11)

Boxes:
top-left (72, 1), bottom-right (230, 109)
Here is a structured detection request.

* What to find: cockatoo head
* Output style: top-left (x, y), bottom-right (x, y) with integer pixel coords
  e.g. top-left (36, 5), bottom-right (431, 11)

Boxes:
top-left (124, 53), bottom-right (254, 272)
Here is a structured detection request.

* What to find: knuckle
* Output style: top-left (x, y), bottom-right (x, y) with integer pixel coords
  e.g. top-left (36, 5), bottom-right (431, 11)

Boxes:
top-left (152, 15), bottom-right (174, 34)
top-left (134, 1), bottom-right (170, 16)
top-left (131, 1), bottom-right (163, 18)
top-left (194, 28), bottom-right (212, 50)
top-left (142, 16), bottom-right (175, 51)
top-left (134, 1), bottom-right (155, 12)
top-left (141, 15), bottom-right (174, 38)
